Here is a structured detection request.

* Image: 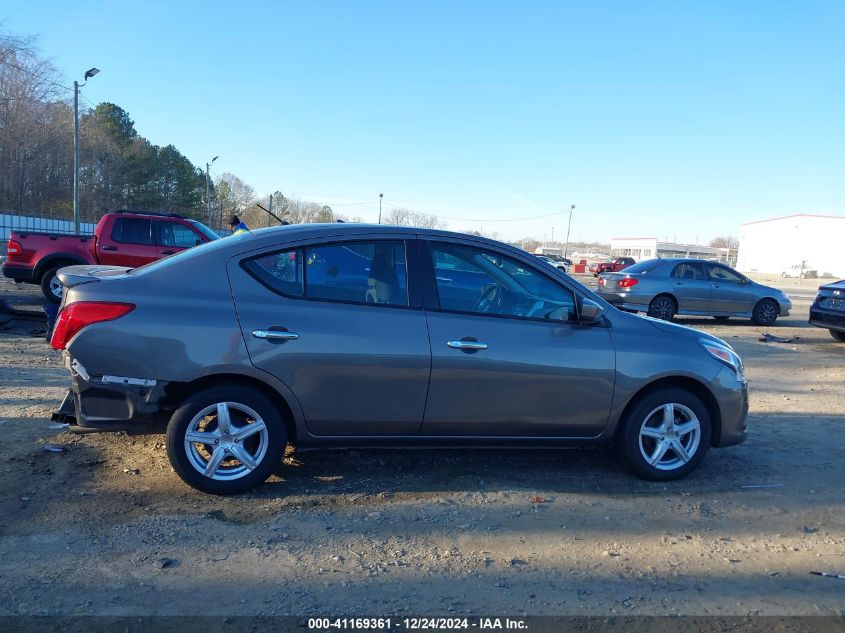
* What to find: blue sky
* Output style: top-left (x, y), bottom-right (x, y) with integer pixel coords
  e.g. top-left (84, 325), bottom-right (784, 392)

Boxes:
top-left (4, 0), bottom-right (843, 243)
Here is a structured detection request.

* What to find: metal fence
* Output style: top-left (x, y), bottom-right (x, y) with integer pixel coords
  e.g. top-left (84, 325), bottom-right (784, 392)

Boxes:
top-left (1, 211), bottom-right (96, 242)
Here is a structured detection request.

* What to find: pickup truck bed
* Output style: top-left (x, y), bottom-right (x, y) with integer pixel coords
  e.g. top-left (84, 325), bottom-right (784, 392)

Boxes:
top-left (3, 211), bottom-right (218, 302)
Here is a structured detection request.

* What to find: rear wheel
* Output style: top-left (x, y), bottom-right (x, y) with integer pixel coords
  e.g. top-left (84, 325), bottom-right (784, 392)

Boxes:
top-left (40, 266), bottom-right (64, 303)
top-left (830, 330), bottom-right (845, 342)
top-left (752, 299), bottom-right (779, 326)
top-left (647, 295), bottom-right (676, 321)
top-left (619, 388), bottom-right (712, 481)
top-left (166, 385), bottom-right (286, 495)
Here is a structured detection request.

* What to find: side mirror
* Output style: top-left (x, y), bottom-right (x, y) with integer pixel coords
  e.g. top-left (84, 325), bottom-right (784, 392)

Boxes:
top-left (196, 239), bottom-right (203, 246)
top-left (580, 298), bottom-right (606, 324)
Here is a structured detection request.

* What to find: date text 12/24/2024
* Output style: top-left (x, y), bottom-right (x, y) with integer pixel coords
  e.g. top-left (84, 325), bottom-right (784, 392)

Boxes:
top-left (308, 618), bottom-right (528, 630)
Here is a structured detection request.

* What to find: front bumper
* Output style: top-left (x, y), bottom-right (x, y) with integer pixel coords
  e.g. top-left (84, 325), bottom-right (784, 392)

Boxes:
top-left (709, 365), bottom-right (749, 448)
top-left (1, 263), bottom-right (35, 283)
top-left (55, 352), bottom-right (168, 432)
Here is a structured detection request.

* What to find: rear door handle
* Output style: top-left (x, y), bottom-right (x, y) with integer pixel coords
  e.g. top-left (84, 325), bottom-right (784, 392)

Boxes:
top-left (252, 330), bottom-right (299, 341)
top-left (161, 249), bottom-right (176, 255)
top-left (447, 340), bottom-right (488, 351)
top-left (102, 245), bottom-right (118, 251)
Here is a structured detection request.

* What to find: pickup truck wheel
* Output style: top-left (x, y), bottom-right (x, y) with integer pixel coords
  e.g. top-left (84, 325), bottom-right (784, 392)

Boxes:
top-left (166, 385), bottom-right (286, 495)
top-left (619, 388), bottom-right (712, 481)
top-left (40, 267), bottom-right (64, 303)
top-left (830, 330), bottom-right (845, 342)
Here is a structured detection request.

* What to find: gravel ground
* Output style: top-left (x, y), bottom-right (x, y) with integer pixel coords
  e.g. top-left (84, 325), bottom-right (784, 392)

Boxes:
top-left (0, 275), bottom-right (843, 618)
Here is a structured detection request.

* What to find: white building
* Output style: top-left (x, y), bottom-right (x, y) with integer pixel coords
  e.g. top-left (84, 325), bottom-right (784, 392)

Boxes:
top-left (610, 237), bottom-right (735, 266)
top-left (736, 214), bottom-right (845, 278)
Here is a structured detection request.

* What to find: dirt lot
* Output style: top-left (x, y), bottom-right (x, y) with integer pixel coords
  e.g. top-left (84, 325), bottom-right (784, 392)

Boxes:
top-left (0, 274), bottom-right (843, 618)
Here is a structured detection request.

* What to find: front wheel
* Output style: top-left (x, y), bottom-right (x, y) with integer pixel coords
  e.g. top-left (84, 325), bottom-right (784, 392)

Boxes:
top-left (752, 299), bottom-right (779, 326)
top-left (830, 330), bottom-right (845, 342)
top-left (618, 388), bottom-right (712, 481)
top-left (166, 385), bottom-right (286, 494)
top-left (40, 266), bottom-right (64, 303)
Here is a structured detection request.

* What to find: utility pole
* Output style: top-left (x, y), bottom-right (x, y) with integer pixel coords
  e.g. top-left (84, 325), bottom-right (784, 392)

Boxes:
top-left (206, 156), bottom-right (218, 227)
top-left (73, 68), bottom-right (99, 235)
top-left (378, 193), bottom-right (384, 224)
top-left (563, 204), bottom-right (575, 259)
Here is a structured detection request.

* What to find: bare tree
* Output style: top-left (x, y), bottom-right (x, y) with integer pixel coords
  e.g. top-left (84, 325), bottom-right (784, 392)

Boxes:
top-left (709, 235), bottom-right (739, 249)
top-left (383, 207), bottom-right (443, 229)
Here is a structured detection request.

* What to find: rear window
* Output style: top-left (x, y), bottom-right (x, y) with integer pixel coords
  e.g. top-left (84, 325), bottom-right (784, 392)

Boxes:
top-left (619, 259), bottom-right (662, 274)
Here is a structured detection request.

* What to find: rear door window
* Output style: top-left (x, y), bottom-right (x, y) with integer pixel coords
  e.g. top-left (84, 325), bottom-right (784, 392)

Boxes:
top-left (671, 262), bottom-right (706, 280)
top-left (242, 240), bottom-right (409, 306)
top-left (111, 218), bottom-right (152, 245)
top-left (305, 241), bottom-right (408, 306)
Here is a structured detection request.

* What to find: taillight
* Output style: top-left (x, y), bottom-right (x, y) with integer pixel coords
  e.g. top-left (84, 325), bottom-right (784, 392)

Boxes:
top-left (50, 302), bottom-right (135, 350)
top-left (7, 239), bottom-right (21, 256)
top-left (617, 278), bottom-right (639, 289)
top-left (598, 277), bottom-right (605, 286)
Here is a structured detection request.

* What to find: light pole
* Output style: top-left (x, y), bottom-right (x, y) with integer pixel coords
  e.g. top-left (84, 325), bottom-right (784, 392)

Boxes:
top-left (73, 67), bottom-right (99, 235)
top-left (563, 204), bottom-right (575, 259)
top-left (205, 156), bottom-right (218, 227)
top-left (378, 193), bottom-right (384, 224)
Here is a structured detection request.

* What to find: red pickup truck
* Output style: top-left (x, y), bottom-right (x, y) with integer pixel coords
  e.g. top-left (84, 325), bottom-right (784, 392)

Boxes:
top-left (588, 256), bottom-right (636, 277)
top-left (3, 211), bottom-right (219, 302)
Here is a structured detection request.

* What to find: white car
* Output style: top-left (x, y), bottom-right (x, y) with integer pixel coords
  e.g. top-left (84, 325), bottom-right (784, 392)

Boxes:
top-left (781, 264), bottom-right (817, 279)
top-left (535, 255), bottom-right (569, 273)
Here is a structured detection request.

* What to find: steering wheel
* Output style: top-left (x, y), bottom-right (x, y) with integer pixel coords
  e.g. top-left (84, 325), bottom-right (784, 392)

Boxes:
top-left (473, 284), bottom-right (503, 314)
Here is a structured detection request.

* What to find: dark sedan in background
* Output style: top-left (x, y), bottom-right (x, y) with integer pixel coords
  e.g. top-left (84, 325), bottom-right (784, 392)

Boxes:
top-left (597, 258), bottom-right (792, 325)
top-left (810, 280), bottom-right (845, 341)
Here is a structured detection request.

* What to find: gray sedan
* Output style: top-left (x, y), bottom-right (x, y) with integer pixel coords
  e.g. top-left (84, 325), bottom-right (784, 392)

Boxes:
top-left (597, 258), bottom-right (792, 325)
top-left (50, 226), bottom-right (748, 494)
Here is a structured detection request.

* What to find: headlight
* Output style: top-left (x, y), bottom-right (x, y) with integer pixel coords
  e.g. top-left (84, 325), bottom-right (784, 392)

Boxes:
top-left (701, 340), bottom-right (745, 383)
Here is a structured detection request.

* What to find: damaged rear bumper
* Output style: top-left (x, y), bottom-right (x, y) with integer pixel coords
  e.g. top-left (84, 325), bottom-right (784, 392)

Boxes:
top-left (53, 351), bottom-right (168, 433)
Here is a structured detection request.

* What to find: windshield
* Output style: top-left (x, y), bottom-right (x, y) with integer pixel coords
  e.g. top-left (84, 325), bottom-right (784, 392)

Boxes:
top-left (188, 220), bottom-right (221, 241)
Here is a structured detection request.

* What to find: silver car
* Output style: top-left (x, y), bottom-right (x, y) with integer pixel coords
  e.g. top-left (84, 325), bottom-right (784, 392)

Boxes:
top-left (597, 258), bottom-right (792, 325)
top-left (51, 225), bottom-right (748, 494)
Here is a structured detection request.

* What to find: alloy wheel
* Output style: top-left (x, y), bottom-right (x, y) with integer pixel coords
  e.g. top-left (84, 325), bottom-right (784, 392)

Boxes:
top-left (638, 402), bottom-right (701, 471)
top-left (183, 402), bottom-right (269, 481)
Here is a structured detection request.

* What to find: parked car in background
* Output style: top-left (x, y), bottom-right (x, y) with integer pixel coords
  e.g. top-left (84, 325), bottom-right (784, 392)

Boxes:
top-left (51, 224), bottom-right (748, 494)
top-left (2, 210), bottom-right (219, 302)
top-left (809, 280), bottom-right (845, 342)
top-left (535, 254), bottom-right (569, 273)
top-left (597, 258), bottom-right (792, 325)
top-left (781, 264), bottom-right (818, 279)
top-left (589, 257), bottom-right (636, 276)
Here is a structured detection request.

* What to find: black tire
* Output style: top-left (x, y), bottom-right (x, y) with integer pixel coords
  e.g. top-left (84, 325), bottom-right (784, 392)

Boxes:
top-left (40, 266), bottom-right (64, 303)
top-left (751, 298), bottom-right (779, 326)
top-left (713, 316), bottom-right (730, 321)
top-left (830, 330), bottom-right (845, 342)
top-left (166, 385), bottom-right (286, 495)
top-left (618, 388), bottom-right (712, 481)
top-left (647, 295), bottom-right (676, 321)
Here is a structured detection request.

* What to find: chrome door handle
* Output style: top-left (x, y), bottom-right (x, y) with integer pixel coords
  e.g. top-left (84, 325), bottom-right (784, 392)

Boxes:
top-left (252, 330), bottom-right (299, 341)
top-left (447, 340), bottom-right (488, 350)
